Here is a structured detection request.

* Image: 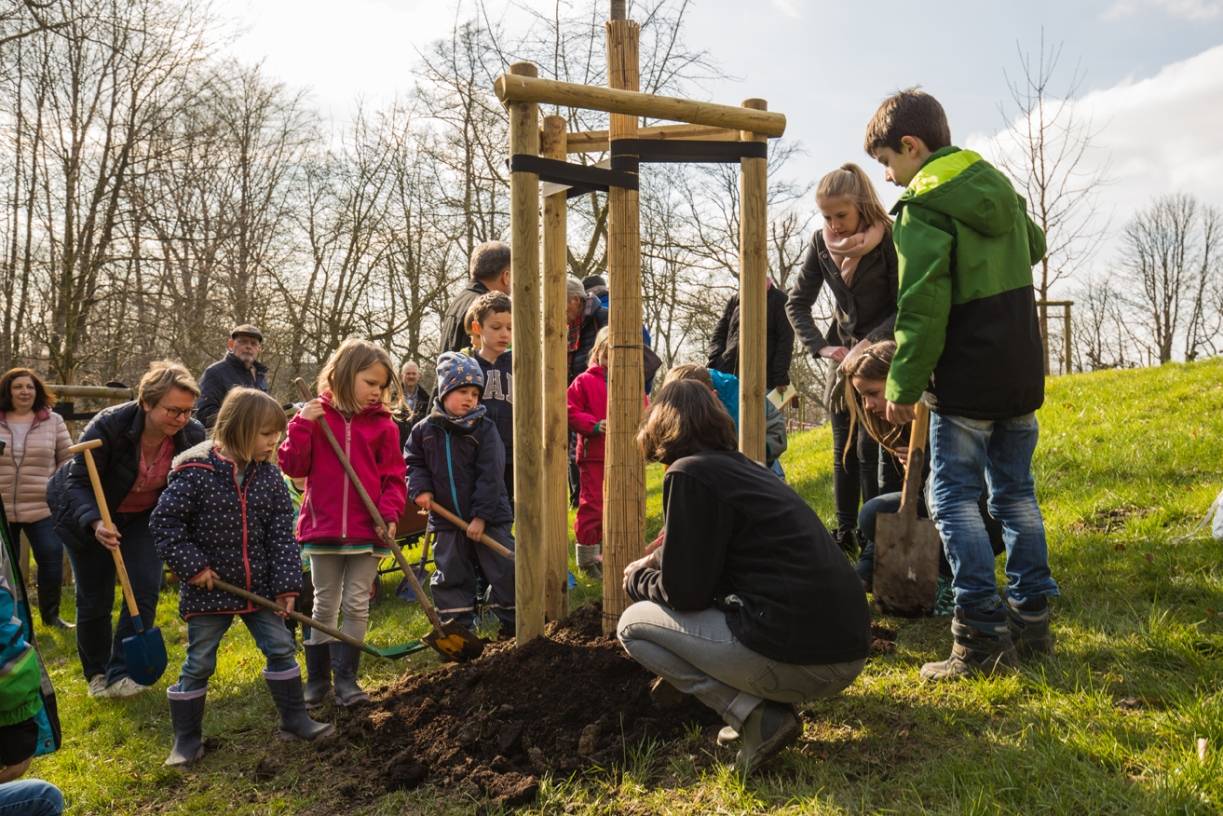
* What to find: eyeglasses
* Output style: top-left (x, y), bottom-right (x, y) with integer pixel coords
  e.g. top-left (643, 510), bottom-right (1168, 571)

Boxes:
top-left (157, 405), bottom-right (194, 419)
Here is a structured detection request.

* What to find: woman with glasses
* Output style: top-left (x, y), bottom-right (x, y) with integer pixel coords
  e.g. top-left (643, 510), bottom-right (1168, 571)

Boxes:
top-left (49, 361), bottom-right (204, 698)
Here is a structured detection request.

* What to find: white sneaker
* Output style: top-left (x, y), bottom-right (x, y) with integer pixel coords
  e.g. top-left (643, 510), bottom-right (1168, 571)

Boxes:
top-left (105, 676), bottom-right (149, 698)
top-left (88, 675), bottom-right (110, 698)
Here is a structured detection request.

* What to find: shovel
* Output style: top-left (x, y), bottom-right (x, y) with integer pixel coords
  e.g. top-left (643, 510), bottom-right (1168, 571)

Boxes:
top-left (294, 380), bottom-right (484, 663)
top-left (69, 440), bottom-right (168, 686)
top-left (210, 579), bottom-right (426, 660)
top-left (873, 402), bottom-right (941, 617)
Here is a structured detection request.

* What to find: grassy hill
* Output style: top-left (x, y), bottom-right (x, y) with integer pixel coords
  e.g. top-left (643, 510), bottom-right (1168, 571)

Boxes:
top-left (26, 359), bottom-right (1223, 814)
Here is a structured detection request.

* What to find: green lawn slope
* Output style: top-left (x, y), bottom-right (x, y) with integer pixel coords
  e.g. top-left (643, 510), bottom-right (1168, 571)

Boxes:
top-left (27, 359), bottom-right (1223, 814)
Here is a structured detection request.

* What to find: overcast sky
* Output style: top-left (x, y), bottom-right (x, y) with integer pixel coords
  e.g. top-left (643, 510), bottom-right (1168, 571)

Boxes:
top-left (212, 0), bottom-right (1223, 295)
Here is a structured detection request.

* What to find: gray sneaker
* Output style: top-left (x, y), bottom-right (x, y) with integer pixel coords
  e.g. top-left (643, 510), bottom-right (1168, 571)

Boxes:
top-left (734, 702), bottom-right (801, 776)
top-left (87, 675), bottom-right (110, 698)
top-left (106, 676), bottom-right (150, 698)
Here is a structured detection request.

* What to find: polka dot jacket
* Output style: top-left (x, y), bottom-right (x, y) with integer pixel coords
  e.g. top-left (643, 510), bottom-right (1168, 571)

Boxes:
top-left (150, 440), bottom-right (301, 618)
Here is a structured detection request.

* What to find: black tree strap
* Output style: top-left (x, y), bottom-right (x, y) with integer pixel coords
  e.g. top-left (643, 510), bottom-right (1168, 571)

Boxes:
top-left (509, 154), bottom-right (638, 195)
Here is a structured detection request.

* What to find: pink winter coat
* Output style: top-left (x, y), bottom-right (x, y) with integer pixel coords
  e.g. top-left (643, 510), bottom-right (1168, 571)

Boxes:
top-left (0, 409), bottom-right (72, 523)
top-left (567, 365), bottom-right (608, 463)
top-left (277, 392), bottom-right (407, 545)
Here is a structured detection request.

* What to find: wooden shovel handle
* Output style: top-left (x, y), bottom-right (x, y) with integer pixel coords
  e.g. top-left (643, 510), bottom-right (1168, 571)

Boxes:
top-left (70, 442), bottom-right (142, 622)
top-left (293, 379), bottom-right (446, 633)
top-left (898, 402), bottom-right (931, 516)
top-left (426, 503), bottom-right (514, 560)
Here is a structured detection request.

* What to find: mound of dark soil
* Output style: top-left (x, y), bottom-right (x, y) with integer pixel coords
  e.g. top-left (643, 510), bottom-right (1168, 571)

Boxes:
top-left (320, 604), bottom-right (717, 808)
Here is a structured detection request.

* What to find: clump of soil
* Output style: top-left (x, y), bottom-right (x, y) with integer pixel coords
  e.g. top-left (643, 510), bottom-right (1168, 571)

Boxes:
top-left (870, 622), bottom-right (898, 655)
top-left (320, 604), bottom-right (716, 808)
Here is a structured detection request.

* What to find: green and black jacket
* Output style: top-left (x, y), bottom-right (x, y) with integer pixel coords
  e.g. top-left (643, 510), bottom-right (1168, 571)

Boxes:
top-left (887, 147), bottom-right (1046, 419)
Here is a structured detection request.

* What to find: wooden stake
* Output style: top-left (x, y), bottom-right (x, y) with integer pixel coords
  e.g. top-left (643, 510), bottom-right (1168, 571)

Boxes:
top-left (494, 73), bottom-right (787, 138)
top-left (602, 16), bottom-right (645, 635)
top-left (565, 123), bottom-right (739, 153)
top-left (508, 61), bottom-right (545, 643)
top-left (541, 114), bottom-right (570, 623)
top-left (1063, 301), bottom-right (1073, 375)
top-left (738, 98), bottom-right (769, 463)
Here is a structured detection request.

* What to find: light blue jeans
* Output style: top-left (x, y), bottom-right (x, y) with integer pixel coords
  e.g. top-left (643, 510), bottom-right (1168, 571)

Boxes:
top-left (927, 412), bottom-right (1059, 612)
top-left (177, 609), bottom-right (298, 692)
top-left (0, 779), bottom-right (63, 816)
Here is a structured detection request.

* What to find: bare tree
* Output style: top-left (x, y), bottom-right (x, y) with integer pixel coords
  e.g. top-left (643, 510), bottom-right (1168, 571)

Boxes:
top-left (998, 30), bottom-right (1109, 372)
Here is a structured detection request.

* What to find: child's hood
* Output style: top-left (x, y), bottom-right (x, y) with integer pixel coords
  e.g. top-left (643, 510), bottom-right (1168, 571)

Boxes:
top-left (172, 439), bottom-right (217, 470)
top-left (896, 147), bottom-right (1021, 238)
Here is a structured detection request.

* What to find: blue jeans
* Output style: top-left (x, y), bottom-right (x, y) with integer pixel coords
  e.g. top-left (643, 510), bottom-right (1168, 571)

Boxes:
top-left (9, 518), bottom-right (64, 620)
top-left (927, 412), bottom-right (1059, 612)
top-left (63, 511), bottom-right (163, 683)
top-left (0, 779), bottom-right (63, 816)
top-left (178, 608), bottom-right (299, 692)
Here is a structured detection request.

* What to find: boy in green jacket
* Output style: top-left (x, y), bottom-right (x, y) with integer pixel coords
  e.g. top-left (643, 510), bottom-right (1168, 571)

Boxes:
top-left (864, 88), bottom-right (1059, 680)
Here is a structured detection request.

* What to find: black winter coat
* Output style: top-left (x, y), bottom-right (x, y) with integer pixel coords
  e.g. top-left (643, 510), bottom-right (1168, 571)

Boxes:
top-left (48, 402), bottom-right (205, 549)
top-left (706, 286), bottom-right (794, 391)
top-left (195, 353), bottom-right (270, 429)
top-left (151, 441), bottom-right (301, 618)
top-left (785, 230), bottom-right (898, 358)
top-left (393, 385), bottom-right (432, 453)
top-left (439, 280), bottom-right (491, 354)
top-left (405, 414), bottom-right (512, 532)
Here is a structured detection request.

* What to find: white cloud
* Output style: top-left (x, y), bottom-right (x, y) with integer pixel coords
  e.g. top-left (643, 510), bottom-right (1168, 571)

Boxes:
top-left (966, 44), bottom-right (1223, 294)
top-left (1103, 0), bottom-right (1223, 20)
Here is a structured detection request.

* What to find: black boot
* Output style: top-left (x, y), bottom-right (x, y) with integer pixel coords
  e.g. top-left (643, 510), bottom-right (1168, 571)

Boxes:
top-left (734, 701), bottom-right (801, 777)
top-left (920, 606), bottom-right (1019, 682)
top-left (1006, 596), bottom-right (1055, 657)
top-left (264, 669), bottom-right (335, 741)
top-left (330, 642), bottom-right (369, 706)
top-left (302, 643), bottom-right (331, 709)
top-left (165, 684), bottom-right (206, 767)
top-left (39, 585), bottom-right (73, 629)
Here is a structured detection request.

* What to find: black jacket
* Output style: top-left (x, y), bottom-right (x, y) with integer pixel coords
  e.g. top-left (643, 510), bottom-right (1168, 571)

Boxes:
top-left (392, 385), bottom-right (432, 453)
top-left (48, 402), bottom-right (205, 548)
top-left (195, 353), bottom-right (269, 429)
top-left (786, 230), bottom-right (898, 358)
top-left (706, 286), bottom-right (794, 391)
top-left (404, 413), bottom-right (512, 532)
top-left (439, 280), bottom-right (491, 354)
top-left (568, 300), bottom-right (609, 383)
top-left (151, 441), bottom-right (301, 618)
top-left (625, 449), bottom-right (870, 665)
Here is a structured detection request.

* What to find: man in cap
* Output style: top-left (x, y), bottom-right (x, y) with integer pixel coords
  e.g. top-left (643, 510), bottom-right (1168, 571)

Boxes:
top-left (195, 324), bottom-right (270, 429)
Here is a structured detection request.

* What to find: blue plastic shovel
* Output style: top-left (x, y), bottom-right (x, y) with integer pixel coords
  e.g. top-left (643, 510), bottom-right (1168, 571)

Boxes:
top-left (69, 440), bottom-right (168, 686)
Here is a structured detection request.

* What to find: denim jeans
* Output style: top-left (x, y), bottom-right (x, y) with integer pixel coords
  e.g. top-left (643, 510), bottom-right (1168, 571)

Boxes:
top-left (830, 408), bottom-right (903, 531)
top-left (62, 511), bottom-right (163, 683)
top-left (617, 602), bottom-right (864, 730)
top-left (0, 779), bottom-right (63, 816)
top-left (178, 608), bottom-right (299, 692)
top-left (927, 412), bottom-right (1059, 611)
top-left (9, 517), bottom-right (64, 620)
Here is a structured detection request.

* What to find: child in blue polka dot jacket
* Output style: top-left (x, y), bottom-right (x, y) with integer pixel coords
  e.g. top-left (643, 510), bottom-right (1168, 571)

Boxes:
top-left (150, 388), bottom-right (333, 768)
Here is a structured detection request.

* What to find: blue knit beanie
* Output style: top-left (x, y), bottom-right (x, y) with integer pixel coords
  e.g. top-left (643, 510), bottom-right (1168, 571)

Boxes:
top-left (436, 352), bottom-right (485, 400)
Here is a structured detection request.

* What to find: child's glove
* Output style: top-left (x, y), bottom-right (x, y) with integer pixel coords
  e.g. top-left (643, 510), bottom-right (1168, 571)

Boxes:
top-left (592, 420), bottom-right (605, 435)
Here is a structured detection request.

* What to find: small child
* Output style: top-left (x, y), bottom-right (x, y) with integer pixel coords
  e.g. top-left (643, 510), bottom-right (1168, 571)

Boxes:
top-left (278, 339), bottom-right (406, 706)
top-left (566, 327), bottom-right (611, 578)
top-left (863, 88), bottom-right (1058, 680)
top-left (151, 388), bottom-right (333, 768)
top-left (463, 291), bottom-right (514, 503)
top-left (405, 352), bottom-right (515, 637)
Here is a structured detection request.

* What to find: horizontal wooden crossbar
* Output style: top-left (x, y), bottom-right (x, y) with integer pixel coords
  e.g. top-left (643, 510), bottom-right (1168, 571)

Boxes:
top-left (565, 123), bottom-right (739, 153)
top-left (495, 73), bottom-right (787, 138)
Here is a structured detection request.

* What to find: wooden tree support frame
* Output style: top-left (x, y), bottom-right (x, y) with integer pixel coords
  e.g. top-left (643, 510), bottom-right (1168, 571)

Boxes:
top-left (497, 12), bottom-right (786, 639)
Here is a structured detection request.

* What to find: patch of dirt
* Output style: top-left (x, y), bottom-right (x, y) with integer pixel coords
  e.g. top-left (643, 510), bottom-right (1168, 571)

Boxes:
top-left (1072, 503), bottom-right (1152, 533)
top-left (870, 622), bottom-right (898, 656)
top-left (314, 604), bottom-right (716, 809)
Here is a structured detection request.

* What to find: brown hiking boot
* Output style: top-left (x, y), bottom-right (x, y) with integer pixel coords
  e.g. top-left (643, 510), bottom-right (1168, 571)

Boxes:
top-left (921, 606), bottom-right (1019, 682)
top-left (734, 702), bottom-right (801, 776)
top-left (1006, 596), bottom-right (1055, 657)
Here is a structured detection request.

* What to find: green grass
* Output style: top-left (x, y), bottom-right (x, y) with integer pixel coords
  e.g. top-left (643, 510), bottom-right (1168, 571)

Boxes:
top-left (27, 360), bottom-right (1223, 814)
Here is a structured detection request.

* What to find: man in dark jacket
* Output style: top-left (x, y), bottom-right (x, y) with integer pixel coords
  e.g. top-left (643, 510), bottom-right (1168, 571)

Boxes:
top-left (439, 241), bottom-right (512, 354)
top-left (566, 276), bottom-right (609, 383)
top-left (195, 325), bottom-right (269, 428)
top-left (707, 282), bottom-right (794, 392)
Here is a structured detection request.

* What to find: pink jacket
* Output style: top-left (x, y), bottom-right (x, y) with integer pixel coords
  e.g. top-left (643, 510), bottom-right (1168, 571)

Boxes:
top-left (567, 365), bottom-right (608, 463)
top-left (277, 393), bottom-right (407, 545)
top-left (0, 409), bottom-right (72, 523)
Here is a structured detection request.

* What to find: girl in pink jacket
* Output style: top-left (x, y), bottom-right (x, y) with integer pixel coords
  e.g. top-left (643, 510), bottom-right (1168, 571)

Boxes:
top-left (278, 339), bottom-right (406, 707)
top-left (566, 329), bottom-right (613, 579)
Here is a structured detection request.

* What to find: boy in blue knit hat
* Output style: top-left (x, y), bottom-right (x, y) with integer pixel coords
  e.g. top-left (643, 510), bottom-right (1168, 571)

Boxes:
top-left (404, 352), bottom-right (516, 637)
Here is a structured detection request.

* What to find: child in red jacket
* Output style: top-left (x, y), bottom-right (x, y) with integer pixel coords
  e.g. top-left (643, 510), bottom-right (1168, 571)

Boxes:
top-left (567, 328), bottom-right (615, 578)
top-left (278, 339), bottom-right (406, 708)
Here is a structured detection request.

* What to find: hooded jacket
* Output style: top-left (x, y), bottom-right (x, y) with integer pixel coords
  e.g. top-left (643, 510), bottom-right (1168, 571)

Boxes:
top-left (0, 409), bottom-right (72, 523)
top-left (195, 352), bottom-right (270, 429)
top-left (887, 147), bottom-right (1046, 419)
top-left (404, 411), bottom-right (512, 533)
top-left (706, 285), bottom-right (794, 391)
top-left (277, 393), bottom-right (406, 547)
top-left (151, 441), bottom-right (301, 618)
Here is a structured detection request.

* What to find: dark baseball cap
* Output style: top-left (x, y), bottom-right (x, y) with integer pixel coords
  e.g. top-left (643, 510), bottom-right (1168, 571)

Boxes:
top-left (230, 324), bottom-right (264, 341)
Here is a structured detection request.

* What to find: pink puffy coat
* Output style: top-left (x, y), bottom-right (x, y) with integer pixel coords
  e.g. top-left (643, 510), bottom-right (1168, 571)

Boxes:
top-left (0, 409), bottom-right (72, 523)
top-left (277, 392), bottom-right (407, 545)
top-left (567, 365), bottom-right (608, 463)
